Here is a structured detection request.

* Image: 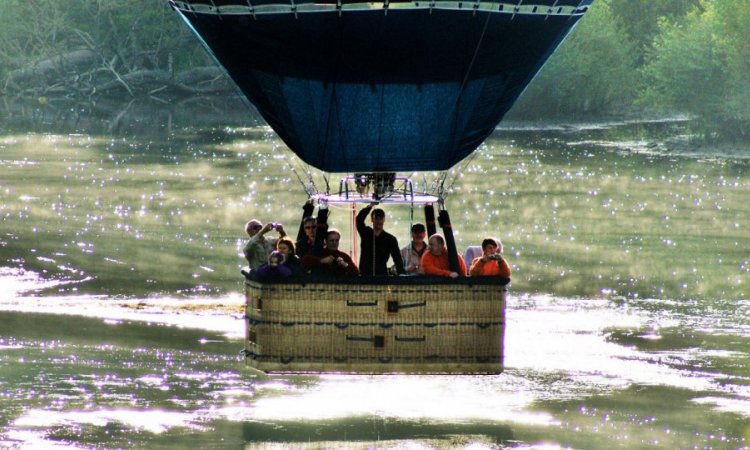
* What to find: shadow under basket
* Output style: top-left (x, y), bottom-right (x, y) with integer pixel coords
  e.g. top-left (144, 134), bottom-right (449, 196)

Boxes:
top-left (243, 275), bottom-right (508, 374)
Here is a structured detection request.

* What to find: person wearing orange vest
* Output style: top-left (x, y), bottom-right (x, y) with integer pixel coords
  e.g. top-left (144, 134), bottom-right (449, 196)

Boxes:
top-left (420, 234), bottom-right (467, 278)
top-left (469, 238), bottom-right (511, 277)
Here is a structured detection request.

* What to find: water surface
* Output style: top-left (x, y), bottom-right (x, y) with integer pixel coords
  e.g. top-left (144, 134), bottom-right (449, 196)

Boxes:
top-left (3, 286), bottom-right (750, 449)
top-left (2, 107), bottom-right (750, 448)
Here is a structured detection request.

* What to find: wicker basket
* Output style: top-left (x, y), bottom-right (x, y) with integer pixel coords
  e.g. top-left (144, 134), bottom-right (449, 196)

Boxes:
top-left (244, 277), bottom-right (507, 374)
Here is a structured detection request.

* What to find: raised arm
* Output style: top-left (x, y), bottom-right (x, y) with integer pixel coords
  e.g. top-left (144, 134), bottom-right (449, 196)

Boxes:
top-left (356, 205), bottom-right (372, 234)
top-left (296, 200), bottom-right (315, 243)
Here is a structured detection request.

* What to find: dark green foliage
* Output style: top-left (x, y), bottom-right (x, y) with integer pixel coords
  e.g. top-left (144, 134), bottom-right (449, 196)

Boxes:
top-left (0, 0), bottom-right (748, 142)
top-left (0, 0), bottom-right (204, 68)
top-left (513, 0), bottom-right (749, 142)
top-left (639, 0), bottom-right (750, 141)
top-left (0, 0), bottom-right (208, 96)
top-left (511, 0), bottom-right (639, 119)
top-left (610, 0), bottom-right (701, 63)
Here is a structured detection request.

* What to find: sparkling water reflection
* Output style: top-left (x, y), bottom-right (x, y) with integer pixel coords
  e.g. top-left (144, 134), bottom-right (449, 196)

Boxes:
top-left (3, 287), bottom-right (750, 448)
top-left (2, 118), bottom-right (750, 448)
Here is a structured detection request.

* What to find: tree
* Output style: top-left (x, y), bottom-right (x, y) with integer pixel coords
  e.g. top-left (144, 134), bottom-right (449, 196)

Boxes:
top-left (0, 1), bottom-right (219, 100)
top-left (640, 0), bottom-right (750, 140)
top-left (511, 0), bottom-right (640, 119)
top-left (712, 0), bottom-right (750, 139)
top-left (610, 0), bottom-right (701, 64)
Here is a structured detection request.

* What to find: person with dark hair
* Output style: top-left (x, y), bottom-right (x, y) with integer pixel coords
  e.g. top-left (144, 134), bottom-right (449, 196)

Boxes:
top-left (469, 238), bottom-right (511, 277)
top-left (243, 219), bottom-right (286, 269)
top-left (250, 250), bottom-right (292, 282)
top-left (277, 237), bottom-right (305, 276)
top-left (401, 223), bottom-right (427, 274)
top-left (302, 229), bottom-right (359, 277)
top-left (356, 204), bottom-right (405, 276)
top-left (295, 216), bottom-right (316, 257)
top-left (421, 234), bottom-right (467, 278)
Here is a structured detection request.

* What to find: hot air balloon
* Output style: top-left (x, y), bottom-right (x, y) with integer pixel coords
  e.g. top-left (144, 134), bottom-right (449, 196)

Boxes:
top-left (171, 0), bottom-right (591, 173)
top-left (169, 0), bottom-right (593, 373)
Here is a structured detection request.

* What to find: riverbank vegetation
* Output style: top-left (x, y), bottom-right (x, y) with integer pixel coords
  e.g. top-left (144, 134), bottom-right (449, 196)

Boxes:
top-left (0, 0), bottom-right (748, 144)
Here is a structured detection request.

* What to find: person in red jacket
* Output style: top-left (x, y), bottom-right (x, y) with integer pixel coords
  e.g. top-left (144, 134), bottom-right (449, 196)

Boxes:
top-left (302, 229), bottom-right (360, 277)
top-left (469, 238), bottom-right (511, 277)
top-left (420, 234), bottom-right (466, 278)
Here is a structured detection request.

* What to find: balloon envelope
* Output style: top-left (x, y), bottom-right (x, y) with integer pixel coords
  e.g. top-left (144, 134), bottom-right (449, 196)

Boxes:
top-left (171, 0), bottom-right (592, 172)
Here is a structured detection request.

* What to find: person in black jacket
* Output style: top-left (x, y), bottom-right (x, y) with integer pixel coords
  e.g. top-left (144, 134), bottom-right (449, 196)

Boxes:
top-left (276, 237), bottom-right (306, 277)
top-left (356, 204), bottom-right (405, 276)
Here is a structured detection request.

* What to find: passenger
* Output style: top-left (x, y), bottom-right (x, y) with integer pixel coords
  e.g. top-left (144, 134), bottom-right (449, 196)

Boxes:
top-left (469, 238), bottom-right (511, 277)
top-left (420, 233), bottom-right (467, 278)
top-left (302, 229), bottom-right (360, 277)
top-left (310, 204), bottom-right (330, 257)
top-left (463, 245), bottom-right (482, 269)
top-left (356, 204), bottom-right (405, 276)
top-left (243, 219), bottom-right (287, 270)
top-left (401, 223), bottom-right (427, 274)
top-left (277, 237), bottom-right (306, 276)
top-left (250, 250), bottom-right (292, 282)
top-left (295, 216), bottom-right (316, 257)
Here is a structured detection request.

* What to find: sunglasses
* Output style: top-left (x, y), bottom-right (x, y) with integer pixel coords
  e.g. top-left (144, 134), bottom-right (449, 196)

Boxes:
top-left (251, 224), bottom-right (262, 230)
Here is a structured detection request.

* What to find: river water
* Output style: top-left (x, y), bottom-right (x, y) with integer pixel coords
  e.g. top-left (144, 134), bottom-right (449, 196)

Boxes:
top-left (2, 104), bottom-right (750, 448)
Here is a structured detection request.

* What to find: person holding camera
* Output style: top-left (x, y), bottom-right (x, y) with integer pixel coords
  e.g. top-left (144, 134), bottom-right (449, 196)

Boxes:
top-left (243, 219), bottom-right (287, 270)
top-left (250, 250), bottom-right (292, 282)
top-left (469, 238), bottom-right (511, 277)
top-left (302, 229), bottom-right (359, 277)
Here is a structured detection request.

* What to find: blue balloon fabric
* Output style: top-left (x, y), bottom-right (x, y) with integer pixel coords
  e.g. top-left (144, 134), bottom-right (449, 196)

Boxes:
top-left (172, 0), bottom-right (592, 173)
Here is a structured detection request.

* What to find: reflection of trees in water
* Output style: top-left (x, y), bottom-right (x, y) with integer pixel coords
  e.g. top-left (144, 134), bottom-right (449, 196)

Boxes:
top-left (0, 1), bottom-right (267, 138)
top-left (0, 97), bottom-right (265, 136)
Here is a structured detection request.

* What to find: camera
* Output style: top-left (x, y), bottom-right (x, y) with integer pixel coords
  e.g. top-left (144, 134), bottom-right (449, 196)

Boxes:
top-left (271, 222), bottom-right (278, 229)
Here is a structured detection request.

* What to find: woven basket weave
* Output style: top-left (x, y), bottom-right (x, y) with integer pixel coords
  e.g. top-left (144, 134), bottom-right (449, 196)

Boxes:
top-left (244, 278), bottom-right (507, 374)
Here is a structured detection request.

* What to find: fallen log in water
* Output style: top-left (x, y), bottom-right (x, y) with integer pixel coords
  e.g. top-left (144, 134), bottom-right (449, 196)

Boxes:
top-left (7, 49), bottom-right (97, 87)
top-left (5, 55), bottom-right (234, 101)
top-left (93, 68), bottom-right (233, 97)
